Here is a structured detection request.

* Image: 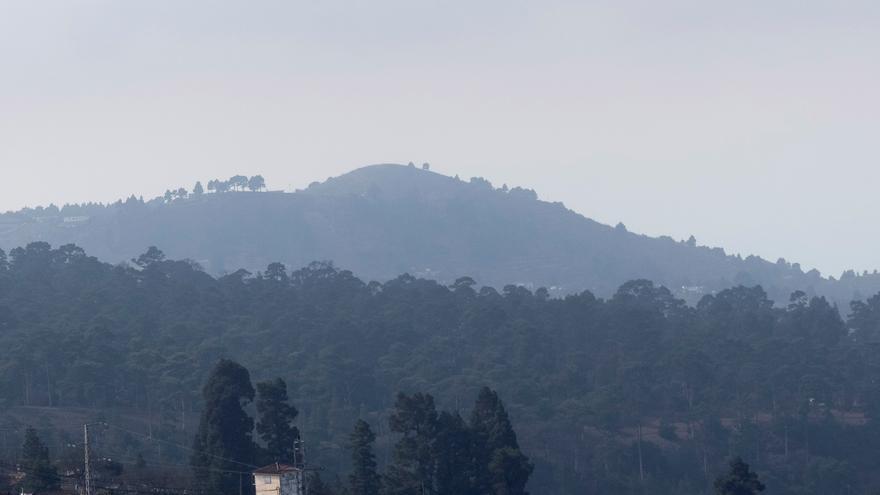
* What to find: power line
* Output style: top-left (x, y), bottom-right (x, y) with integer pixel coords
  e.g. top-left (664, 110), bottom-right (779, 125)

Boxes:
top-left (101, 423), bottom-right (258, 469)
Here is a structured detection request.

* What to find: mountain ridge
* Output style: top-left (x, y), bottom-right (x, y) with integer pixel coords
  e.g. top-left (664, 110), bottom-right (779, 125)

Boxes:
top-left (1, 163), bottom-right (877, 304)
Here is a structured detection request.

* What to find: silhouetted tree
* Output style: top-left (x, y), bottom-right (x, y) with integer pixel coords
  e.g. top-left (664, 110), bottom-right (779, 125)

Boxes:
top-left (248, 175), bottom-right (266, 192)
top-left (385, 392), bottom-right (439, 494)
top-left (19, 427), bottom-right (60, 493)
top-left (264, 262), bottom-right (288, 282)
top-left (256, 378), bottom-right (300, 464)
top-left (434, 412), bottom-right (477, 495)
top-left (714, 457), bottom-right (765, 495)
top-left (471, 387), bottom-right (532, 495)
top-left (230, 175), bottom-right (249, 191)
top-left (348, 420), bottom-right (381, 495)
top-left (193, 181), bottom-right (205, 195)
top-left (192, 360), bottom-right (257, 495)
top-left (133, 246), bottom-right (166, 269)
top-left (0, 248), bottom-right (7, 271)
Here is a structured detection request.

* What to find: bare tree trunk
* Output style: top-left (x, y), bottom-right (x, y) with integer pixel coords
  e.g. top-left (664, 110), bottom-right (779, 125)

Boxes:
top-left (45, 362), bottom-right (52, 407)
top-left (24, 373), bottom-right (31, 406)
top-left (637, 422), bottom-right (645, 482)
top-left (784, 421), bottom-right (789, 458)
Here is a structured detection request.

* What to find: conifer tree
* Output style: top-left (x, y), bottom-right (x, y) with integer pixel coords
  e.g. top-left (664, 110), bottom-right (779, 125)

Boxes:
top-left (384, 392), bottom-right (439, 494)
top-left (19, 427), bottom-right (59, 493)
top-left (256, 377), bottom-right (300, 464)
top-left (714, 457), bottom-right (765, 495)
top-left (434, 412), bottom-right (477, 495)
top-left (191, 359), bottom-right (257, 495)
top-left (348, 419), bottom-right (381, 495)
top-left (470, 387), bottom-right (533, 495)
top-left (0, 248), bottom-right (7, 271)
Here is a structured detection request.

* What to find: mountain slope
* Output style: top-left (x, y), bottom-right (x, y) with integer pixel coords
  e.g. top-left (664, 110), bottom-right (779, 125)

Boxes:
top-left (1, 163), bottom-right (877, 303)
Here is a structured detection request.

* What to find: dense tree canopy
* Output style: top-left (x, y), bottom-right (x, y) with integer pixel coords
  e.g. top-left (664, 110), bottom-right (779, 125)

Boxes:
top-left (3, 164), bottom-right (879, 306)
top-left (1, 242), bottom-right (880, 493)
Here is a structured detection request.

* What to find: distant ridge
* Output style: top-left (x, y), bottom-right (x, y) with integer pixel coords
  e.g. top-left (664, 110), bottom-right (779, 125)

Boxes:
top-left (1, 163), bottom-right (879, 304)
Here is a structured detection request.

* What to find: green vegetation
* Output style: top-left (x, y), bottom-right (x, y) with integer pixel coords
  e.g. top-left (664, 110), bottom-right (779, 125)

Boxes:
top-left (349, 419), bottom-right (381, 495)
top-left (3, 242), bottom-right (880, 493)
top-left (2, 164), bottom-right (879, 306)
top-left (19, 427), bottom-right (60, 493)
top-left (191, 359), bottom-right (257, 495)
top-left (714, 457), bottom-right (765, 494)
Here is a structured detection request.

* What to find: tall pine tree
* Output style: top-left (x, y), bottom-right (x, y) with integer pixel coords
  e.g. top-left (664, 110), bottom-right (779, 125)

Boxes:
top-left (191, 359), bottom-right (257, 495)
top-left (470, 387), bottom-right (533, 495)
top-left (255, 377), bottom-right (300, 464)
top-left (348, 419), bottom-right (381, 495)
top-left (19, 427), bottom-right (60, 493)
top-left (434, 412), bottom-right (478, 495)
top-left (384, 392), bottom-right (440, 495)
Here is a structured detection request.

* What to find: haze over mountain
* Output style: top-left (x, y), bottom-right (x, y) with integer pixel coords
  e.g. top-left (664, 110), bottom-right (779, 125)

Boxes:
top-left (1, 163), bottom-right (878, 304)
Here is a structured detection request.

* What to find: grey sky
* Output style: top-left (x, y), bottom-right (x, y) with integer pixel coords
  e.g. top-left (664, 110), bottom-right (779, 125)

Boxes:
top-left (1, 1), bottom-right (878, 277)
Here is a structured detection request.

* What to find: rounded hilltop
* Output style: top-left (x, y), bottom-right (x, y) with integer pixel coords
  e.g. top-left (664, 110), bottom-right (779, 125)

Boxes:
top-left (302, 162), bottom-right (461, 200)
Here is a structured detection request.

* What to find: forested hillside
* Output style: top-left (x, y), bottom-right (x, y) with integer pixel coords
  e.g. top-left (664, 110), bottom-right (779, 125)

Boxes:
top-left (2, 242), bottom-right (880, 494)
top-left (2, 164), bottom-right (879, 304)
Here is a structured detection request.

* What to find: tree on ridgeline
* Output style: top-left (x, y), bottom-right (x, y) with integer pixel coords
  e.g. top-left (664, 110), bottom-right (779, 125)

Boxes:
top-left (193, 181), bottom-right (204, 195)
top-left (256, 377), bottom-right (300, 464)
top-left (230, 175), bottom-right (249, 191)
top-left (19, 427), bottom-right (60, 493)
top-left (348, 419), bottom-right (381, 495)
top-left (714, 457), bottom-right (765, 495)
top-left (248, 175), bottom-right (266, 192)
top-left (191, 359), bottom-right (258, 495)
top-left (133, 246), bottom-right (166, 269)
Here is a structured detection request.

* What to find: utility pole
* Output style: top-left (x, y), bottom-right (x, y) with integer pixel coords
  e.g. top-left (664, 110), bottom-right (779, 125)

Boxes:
top-left (294, 439), bottom-right (307, 495)
top-left (83, 424), bottom-right (93, 495)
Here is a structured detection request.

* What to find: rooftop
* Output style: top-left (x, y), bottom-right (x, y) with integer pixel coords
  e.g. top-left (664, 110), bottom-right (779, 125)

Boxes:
top-left (253, 463), bottom-right (301, 475)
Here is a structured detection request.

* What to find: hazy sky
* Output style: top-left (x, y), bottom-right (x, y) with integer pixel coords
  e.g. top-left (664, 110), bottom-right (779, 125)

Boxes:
top-left (1, 1), bottom-right (878, 277)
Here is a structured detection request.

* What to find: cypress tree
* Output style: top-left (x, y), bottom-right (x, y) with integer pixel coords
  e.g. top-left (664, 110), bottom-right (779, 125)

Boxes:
top-left (348, 419), bottom-right (381, 495)
top-left (19, 427), bottom-right (59, 493)
top-left (191, 359), bottom-right (257, 495)
top-left (434, 412), bottom-right (478, 495)
top-left (470, 387), bottom-right (533, 495)
top-left (255, 377), bottom-right (300, 464)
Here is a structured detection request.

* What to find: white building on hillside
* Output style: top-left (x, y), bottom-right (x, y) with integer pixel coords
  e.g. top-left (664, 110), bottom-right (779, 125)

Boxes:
top-left (253, 463), bottom-right (305, 495)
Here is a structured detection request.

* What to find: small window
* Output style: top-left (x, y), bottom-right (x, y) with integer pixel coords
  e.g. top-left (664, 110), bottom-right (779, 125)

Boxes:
top-left (263, 476), bottom-right (272, 484)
